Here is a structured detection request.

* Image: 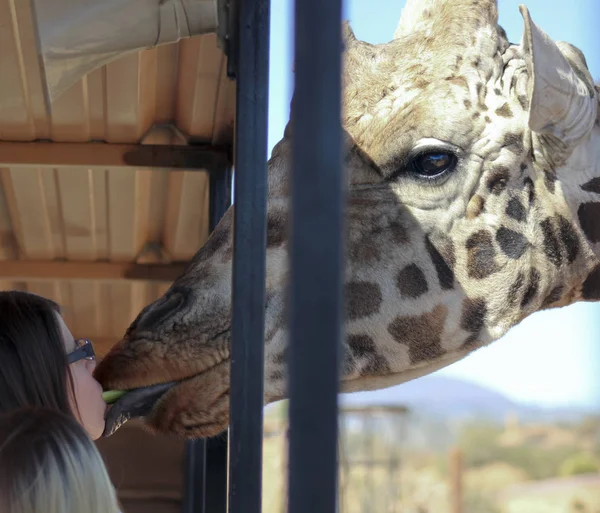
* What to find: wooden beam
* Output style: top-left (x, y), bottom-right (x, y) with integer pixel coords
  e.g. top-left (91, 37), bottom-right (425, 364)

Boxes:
top-left (0, 260), bottom-right (188, 283)
top-left (0, 142), bottom-right (231, 174)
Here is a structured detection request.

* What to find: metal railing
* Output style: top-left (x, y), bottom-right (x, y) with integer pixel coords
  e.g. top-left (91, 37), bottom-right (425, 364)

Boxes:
top-left (183, 0), bottom-right (345, 511)
top-left (287, 2), bottom-right (344, 513)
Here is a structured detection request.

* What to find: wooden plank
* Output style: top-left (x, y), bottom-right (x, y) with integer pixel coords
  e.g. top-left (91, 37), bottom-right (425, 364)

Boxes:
top-left (107, 168), bottom-right (148, 261)
top-left (155, 43), bottom-right (179, 123)
top-left (107, 282), bottom-right (137, 339)
top-left (0, 260), bottom-right (187, 282)
top-left (4, 167), bottom-right (55, 259)
top-left (105, 51), bottom-right (156, 143)
top-left (0, 141), bottom-right (230, 173)
top-left (164, 171), bottom-right (210, 260)
top-left (48, 79), bottom-right (91, 142)
top-left (56, 167), bottom-right (96, 259)
top-left (39, 168), bottom-right (66, 258)
top-left (0, 172), bottom-right (17, 260)
top-left (10, 0), bottom-right (51, 138)
top-left (177, 34), bottom-right (223, 140)
top-left (0, 0), bottom-right (35, 140)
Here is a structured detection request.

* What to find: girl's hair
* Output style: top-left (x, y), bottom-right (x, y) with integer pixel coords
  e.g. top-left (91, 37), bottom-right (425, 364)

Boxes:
top-left (0, 408), bottom-right (120, 513)
top-left (0, 290), bottom-right (76, 416)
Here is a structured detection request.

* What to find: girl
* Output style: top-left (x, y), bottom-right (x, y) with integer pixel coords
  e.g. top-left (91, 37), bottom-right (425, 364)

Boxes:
top-left (0, 407), bottom-right (120, 513)
top-left (0, 290), bottom-right (106, 439)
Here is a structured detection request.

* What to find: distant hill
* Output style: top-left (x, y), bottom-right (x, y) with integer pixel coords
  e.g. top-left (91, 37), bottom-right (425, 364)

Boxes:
top-left (338, 375), bottom-right (592, 423)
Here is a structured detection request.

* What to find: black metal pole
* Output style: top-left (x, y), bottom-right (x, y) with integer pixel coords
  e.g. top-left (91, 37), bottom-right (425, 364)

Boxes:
top-left (287, 1), bottom-right (345, 513)
top-left (228, 1), bottom-right (270, 513)
top-left (182, 164), bottom-right (233, 513)
top-left (182, 440), bottom-right (206, 513)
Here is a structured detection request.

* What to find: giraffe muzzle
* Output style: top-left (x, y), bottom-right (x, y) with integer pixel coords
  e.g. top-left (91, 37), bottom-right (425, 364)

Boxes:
top-left (102, 381), bottom-right (176, 437)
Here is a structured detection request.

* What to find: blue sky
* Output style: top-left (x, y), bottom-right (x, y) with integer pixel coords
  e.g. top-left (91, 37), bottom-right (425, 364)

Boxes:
top-left (266, 0), bottom-right (600, 410)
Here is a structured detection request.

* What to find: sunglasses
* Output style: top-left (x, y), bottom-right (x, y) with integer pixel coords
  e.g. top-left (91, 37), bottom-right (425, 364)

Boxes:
top-left (67, 338), bottom-right (96, 364)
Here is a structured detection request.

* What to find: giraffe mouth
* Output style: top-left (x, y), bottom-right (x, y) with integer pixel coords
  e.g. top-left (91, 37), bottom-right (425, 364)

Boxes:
top-left (102, 381), bottom-right (177, 437)
top-left (100, 356), bottom-right (232, 439)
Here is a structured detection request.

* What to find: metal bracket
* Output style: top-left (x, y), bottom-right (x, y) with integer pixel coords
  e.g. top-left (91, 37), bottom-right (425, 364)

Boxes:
top-left (216, 0), bottom-right (239, 79)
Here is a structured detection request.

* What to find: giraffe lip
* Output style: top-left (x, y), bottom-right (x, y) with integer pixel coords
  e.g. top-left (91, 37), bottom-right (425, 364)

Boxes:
top-left (102, 381), bottom-right (176, 437)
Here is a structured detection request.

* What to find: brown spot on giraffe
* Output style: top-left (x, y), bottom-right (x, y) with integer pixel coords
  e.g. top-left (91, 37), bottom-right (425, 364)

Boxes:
top-left (495, 103), bottom-right (513, 117)
top-left (517, 94), bottom-right (529, 110)
top-left (523, 177), bottom-right (535, 204)
top-left (487, 167), bottom-right (510, 195)
top-left (505, 197), bottom-right (526, 222)
top-left (397, 264), bottom-right (428, 298)
top-left (460, 335), bottom-right (480, 351)
top-left (273, 349), bottom-right (287, 365)
top-left (542, 286), bottom-right (564, 308)
top-left (387, 305), bottom-right (447, 365)
top-left (540, 215), bottom-right (580, 267)
top-left (577, 202), bottom-right (600, 243)
top-left (582, 265), bottom-right (600, 300)
top-left (460, 297), bottom-right (487, 334)
top-left (508, 271), bottom-right (526, 306)
top-left (543, 169), bottom-right (557, 194)
top-left (495, 226), bottom-right (529, 259)
top-left (557, 215), bottom-right (580, 263)
top-left (424, 235), bottom-right (455, 290)
top-left (446, 76), bottom-right (469, 90)
top-left (267, 213), bottom-right (287, 247)
top-left (521, 268), bottom-right (541, 308)
top-left (269, 370), bottom-right (284, 382)
top-left (466, 230), bottom-right (499, 279)
top-left (502, 132), bottom-right (524, 154)
top-left (581, 177), bottom-right (600, 194)
top-left (390, 221), bottom-right (409, 244)
top-left (348, 334), bottom-right (390, 375)
top-left (346, 281), bottom-right (382, 320)
top-left (540, 217), bottom-right (563, 267)
top-left (349, 240), bottom-right (381, 263)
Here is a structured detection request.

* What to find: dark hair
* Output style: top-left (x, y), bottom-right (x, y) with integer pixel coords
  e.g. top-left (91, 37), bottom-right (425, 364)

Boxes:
top-left (0, 290), bottom-right (76, 417)
top-left (0, 408), bottom-right (120, 513)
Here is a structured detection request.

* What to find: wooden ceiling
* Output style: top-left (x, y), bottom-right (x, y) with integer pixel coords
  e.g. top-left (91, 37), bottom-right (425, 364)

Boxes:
top-left (0, 0), bottom-right (235, 356)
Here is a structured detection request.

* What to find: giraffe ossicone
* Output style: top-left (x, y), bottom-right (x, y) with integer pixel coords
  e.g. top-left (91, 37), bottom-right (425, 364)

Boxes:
top-left (95, 0), bottom-right (600, 439)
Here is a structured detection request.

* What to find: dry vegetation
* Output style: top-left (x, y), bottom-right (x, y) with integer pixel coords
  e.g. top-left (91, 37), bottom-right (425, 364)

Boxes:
top-left (259, 403), bottom-right (600, 513)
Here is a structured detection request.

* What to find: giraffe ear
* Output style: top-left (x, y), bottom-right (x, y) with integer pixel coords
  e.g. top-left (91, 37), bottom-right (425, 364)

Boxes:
top-left (519, 5), bottom-right (597, 144)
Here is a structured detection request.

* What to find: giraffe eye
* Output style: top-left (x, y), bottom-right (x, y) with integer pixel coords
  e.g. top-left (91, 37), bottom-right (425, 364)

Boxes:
top-left (410, 151), bottom-right (458, 179)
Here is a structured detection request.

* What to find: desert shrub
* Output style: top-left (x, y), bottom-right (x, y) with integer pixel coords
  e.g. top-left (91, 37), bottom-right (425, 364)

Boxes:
top-left (457, 421), bottom-right (587, 480)
top-left (457, 422), bottom-right (503, 467)
top-left (559, 452), bottom-right (599, 477)
top-left (464, 490), bottom-right (501, 513)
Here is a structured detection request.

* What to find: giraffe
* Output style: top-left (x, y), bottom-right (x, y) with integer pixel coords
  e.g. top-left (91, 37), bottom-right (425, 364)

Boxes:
top-left (94, 0), bottom-right (600, 439)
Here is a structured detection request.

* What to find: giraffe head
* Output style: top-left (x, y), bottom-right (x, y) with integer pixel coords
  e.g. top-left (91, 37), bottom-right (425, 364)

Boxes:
top-left (94, 0), bottom-right (599, 439)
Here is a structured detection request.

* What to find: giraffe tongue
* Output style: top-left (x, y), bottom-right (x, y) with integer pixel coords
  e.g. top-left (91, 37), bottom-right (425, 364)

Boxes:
top-left (102, 381), bottom-right (175, 437)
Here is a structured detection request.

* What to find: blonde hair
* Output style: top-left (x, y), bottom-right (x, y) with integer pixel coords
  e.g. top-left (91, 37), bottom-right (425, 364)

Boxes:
top-left (0, 408), bottom-right (121, 513)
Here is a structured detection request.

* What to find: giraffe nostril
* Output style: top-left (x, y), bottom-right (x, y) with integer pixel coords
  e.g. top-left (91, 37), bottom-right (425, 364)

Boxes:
top-left (466, 195), bottom-right (485, 219)
top-left (135, 289), bottom-right (189, 331)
